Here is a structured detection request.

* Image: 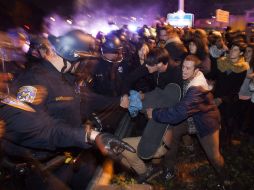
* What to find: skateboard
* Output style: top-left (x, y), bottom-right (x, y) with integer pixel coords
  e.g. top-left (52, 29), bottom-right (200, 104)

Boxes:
top-left (137, 83), bottom-right (181, 159)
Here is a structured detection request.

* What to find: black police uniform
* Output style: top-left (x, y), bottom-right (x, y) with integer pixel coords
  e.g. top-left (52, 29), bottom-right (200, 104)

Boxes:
top-left (92, 58), bottom-right (129, 97)
top-left (12, 60), bottom-right (82, 127)
top-left (0, 100), bottom-right (95, 190)
top-left (1, 60), bottom-right (94, 189)
top-left (0, 102), bottom-right (89, 159)
top-left (3, 59), bottom-right (120, 189)
top-left (12, 59), bottom-right (120, 123)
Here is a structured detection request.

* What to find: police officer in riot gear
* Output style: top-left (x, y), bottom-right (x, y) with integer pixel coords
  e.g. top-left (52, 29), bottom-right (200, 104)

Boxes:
top-left (114, 28), bottom-right (140, 77)
top-left (100, 33), bottom-right (123, 63)
top-left (1, 29), bottom-right (134, 189)
top-left (92, 33), bottom-right (130, 96)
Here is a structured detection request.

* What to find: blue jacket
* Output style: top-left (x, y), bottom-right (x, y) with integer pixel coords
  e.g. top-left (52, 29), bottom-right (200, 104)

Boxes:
top-left (152, 86), bottom-right (220, 138)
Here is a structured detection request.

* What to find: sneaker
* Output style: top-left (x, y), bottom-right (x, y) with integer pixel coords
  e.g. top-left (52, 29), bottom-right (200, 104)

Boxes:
top-left (136, 165), bottom-right (163, 183)
top-left (161, 168), bottom-right (175, 181)
top-left (183, 144), bottom-right (194, 152)
top-left (217, 176), bottom-right (234, 190)
top-left (216, 183), bottom-right (226, 190)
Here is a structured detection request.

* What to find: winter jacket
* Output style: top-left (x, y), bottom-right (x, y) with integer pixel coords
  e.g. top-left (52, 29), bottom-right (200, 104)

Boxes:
top-left (152, 71), bottom-right (220, 138)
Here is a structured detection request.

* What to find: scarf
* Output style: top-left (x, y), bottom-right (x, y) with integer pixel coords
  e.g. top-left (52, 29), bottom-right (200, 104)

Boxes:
top-left (217, 56), bottom-right (249, 73)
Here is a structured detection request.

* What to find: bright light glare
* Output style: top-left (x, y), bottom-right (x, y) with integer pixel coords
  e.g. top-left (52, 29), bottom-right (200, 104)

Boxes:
top-left (66, 19), bottom-right (72, 25)
top-left (50, 17), bottom-right (56, 22)
top-left (110, 24), bottom-right (119, 31)
top-left (128, 24), bottom-right (137, 32)
top-left (101, 27), bottom-right (111, 34)
top-left (130, 16), bottom-right (137, 21)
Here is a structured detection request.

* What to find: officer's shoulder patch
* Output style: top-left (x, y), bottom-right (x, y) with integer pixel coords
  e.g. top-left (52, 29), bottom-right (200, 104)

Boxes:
top-left (17, 86), bottom-right (37, 103)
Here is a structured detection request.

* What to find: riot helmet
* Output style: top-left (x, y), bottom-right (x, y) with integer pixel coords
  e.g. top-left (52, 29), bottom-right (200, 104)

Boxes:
top-left (48, 30), bottom-right (99, 63)
top-left (100, 34), bottom-right (123, 63)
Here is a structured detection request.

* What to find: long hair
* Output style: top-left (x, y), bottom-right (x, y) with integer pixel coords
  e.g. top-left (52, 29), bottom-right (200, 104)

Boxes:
top-left (189, 36), bottom-right (209, 61)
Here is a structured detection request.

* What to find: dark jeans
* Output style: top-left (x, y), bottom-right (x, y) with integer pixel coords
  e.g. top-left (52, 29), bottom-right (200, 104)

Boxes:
top-left (219, 101), bottom-right (237, 144)
top-left (248, 102), bottom-right (254, 135)
top-left (163, 122), bottom-right (224, 175)
top-left (233, 99), bottom-right (252, 132)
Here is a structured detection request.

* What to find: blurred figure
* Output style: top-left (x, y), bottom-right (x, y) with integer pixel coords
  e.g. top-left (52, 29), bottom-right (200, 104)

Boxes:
top-left (0, 72), bottom-right (12, 139)
top-left (194, 29), bottom-right (209, 46)
top-left (181, 27), bottom-right (194, 47)
top-left (25, 35), bottom-right (45, 67)
top-left (3, 30), bottom-right (134, 190)
top-left (241, 43), bottom-right (254, 140)
top-left (2, 28), bottom-right (29, 77)
top-left (147, 38), bottom-right (156, 50)
top-left (209, 31), bottom-right (228, 59)
top-left (136, 27), bottom-right (153, 65)
top-left (122, 47), bottom-right (182, 94)
top-left (147, 55), bottom-right (230, 189)
top-left (157, 25), bottom-right (188, 64)
top-left (92, 33), bottom-right (127, 96)
top-left (213, 41), bottom-right (249, 145)
top-left (0, 73), bottom-right (12, 95)
top-left (188, 35), bottom-right (211, 76)
top-left (120, 48), bottom-right (182, 183)
top-left (207, 31), bottom-right (229, 82)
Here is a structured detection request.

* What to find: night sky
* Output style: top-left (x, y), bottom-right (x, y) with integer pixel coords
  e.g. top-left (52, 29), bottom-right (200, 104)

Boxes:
top-left (0, 0), bottom-right (254, 32)
top-left (27, 0), bottom-right (254, 18)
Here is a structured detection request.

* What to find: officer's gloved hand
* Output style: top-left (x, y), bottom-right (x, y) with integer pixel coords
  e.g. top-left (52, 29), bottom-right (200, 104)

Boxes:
top-left (84, 121), bottom-right (135, 158)
top-left (95, 133), bottom-right (136, 157)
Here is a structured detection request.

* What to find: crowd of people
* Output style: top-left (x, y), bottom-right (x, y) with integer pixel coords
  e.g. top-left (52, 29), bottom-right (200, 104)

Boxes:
top-left (0, 21), bottom-right (254, 190)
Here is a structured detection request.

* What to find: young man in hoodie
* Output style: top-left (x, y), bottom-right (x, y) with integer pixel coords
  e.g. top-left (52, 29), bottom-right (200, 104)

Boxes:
top-left (147, 55), bottom-right (229, 189)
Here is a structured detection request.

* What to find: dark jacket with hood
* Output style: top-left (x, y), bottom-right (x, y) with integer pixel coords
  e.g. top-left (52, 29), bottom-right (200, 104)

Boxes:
top-left (152, 71), bottom-right (220, 138)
